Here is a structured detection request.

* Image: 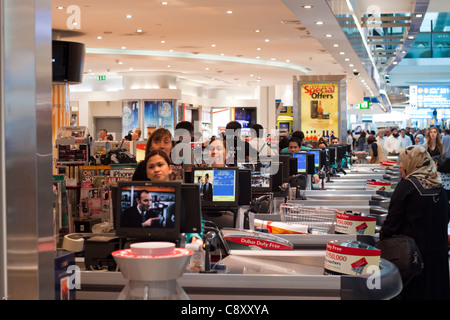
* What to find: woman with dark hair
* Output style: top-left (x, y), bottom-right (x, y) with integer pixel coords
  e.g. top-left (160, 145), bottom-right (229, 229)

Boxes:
top-left (132, 128), bottom-right (174, 181)
top-left (144, 149), bottom-right (173, 182)
top-left (356, 131), bottom-right (366, 151)
top-left (380, 145), bottom-right (449, 300)
top-left (369, 142), bottom-right (387, 164)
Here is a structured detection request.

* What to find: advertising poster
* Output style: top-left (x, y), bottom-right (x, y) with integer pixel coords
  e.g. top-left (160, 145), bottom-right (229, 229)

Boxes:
top-left (300, 83), bottom-right (339, 138)
top-left (144, 100), bottom-right (174, 139)
top-left (122, 101), bottom-right (139, 139)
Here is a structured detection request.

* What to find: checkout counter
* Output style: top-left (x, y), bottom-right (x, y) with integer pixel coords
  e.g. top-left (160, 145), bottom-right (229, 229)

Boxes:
top-left (62, 146), bottom-right (404, 301)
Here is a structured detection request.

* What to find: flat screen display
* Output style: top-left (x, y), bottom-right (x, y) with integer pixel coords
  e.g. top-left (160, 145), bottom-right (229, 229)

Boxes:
top-left (192, 167), bottom-right (238, 208)
top-left (307, 149), bottom-right (321, 169)
top-left (116, 181), bottom-right (181, 241)
top-left (292, 152), bottom-right (307, 173)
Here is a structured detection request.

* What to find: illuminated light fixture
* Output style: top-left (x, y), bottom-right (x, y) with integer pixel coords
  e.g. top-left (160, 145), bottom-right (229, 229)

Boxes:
top-left (126, 14), bottom-right (132, 18)
top-left (161, 40), bottom-right (166, 44)
top-left (339, 51), bottom-right (345, 55)
top-left (349, 64), bottom-right (354, 67)
top-left (57, 6), bottom-right (64, 10)
top-left (302, 5), bottom-right (313, 9)
top-left (415, 13), bottom-right (423, 18)
top-left (333, 44), bottom-right (339, 47)
top-left (393, 61), bottom-right (398, 65)
top-left (167, 65), bottom-right (171, 68)
top-left (129, 68), bottom-right (133, 70)
top-left (137, 29), bottom-right (143, 33)
top-left (226, 10), bottom-right (233, 14)
top-left (256, 56), bottom-right (260, 59)
top-left (205, 67), bottom-right (210, 70)
top-left (407, 36), bottom-right (415, 40)
top-left (352, 69), bottom-right (358, 72)
top-left (257, 48), bottom-right (261, 51)
top-left (121, 46), bottom-right (126, 49)
top-left (271, 58), bottom-right (276, 61)
top-left (401, 50), bottom-right (407, 54)
top-left (255, 29), bottom-right (261, 33)
top-left (220, 53), bottom-right (224, 56)
top-left (97, 36), bottom-right (102, 39)
top-left (211, 44), bottom-right (216, 47)
top-left (315, 21), bottom-right (324, 25)
top-left (169, 49), bottom-right (173, 52)
top-left (264, 39), bottom-right (270, 42)
top-left (286, 59), bottom-right (290, 63)
top-left (250, 74), bottom-right (254, 77)
top-left (344, 58), bottom-right (350, 61)
top-left (325, 34), bottom-right (333, 38)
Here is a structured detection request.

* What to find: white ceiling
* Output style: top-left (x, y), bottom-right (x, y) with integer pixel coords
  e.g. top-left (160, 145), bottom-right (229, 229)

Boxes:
top-left (51, 0), bottom-right (449, 93)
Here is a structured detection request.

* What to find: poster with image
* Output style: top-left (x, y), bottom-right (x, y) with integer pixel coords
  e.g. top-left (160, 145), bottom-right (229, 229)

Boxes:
top-left (300, 83), bottom-right (339, 138)
top-left (144, 100), bottom-right (174, 139)
top-left (122, 101), bottom-right (139, 139)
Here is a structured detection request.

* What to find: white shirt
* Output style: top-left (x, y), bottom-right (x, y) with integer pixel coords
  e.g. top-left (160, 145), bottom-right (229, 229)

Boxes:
top-left (399, 135), bottom-right (412, 150)
top-left (383, 135), bottom-right (401, 154)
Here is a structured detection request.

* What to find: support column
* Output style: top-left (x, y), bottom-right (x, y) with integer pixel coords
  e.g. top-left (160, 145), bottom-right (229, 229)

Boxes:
top-left (0, 0), bottom-right (53, 299)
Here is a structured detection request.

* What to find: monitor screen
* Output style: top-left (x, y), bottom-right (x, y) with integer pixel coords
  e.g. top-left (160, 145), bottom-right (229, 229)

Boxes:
top-left (192, 167), bottom-right (239, 208)
top-left (180, 183), bottom-right (203, 234)
top-left (292, 152), bottom-right (308, 174)
top-left (307, 149), bottom-right (321, 169)
top-left (327, 147), bottom-right (336, 165)
top-left (116, 181), bottom-right (181, 241)
top-left (238, 169), bottom-right (252, 205)
top-left (279, 154), bottom-right (291, 181)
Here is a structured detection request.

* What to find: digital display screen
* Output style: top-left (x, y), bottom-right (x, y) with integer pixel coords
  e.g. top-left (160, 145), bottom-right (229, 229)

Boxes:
top-left (238, 162), bottom-right (271, 190)
top-left (292, 153), bottom-right (307, 173)
top-left (116, 181), bottom-right (181, 241)
top-left (307, 150), bottom-right (320, 168)
top-left (193, 168), bottom-right (237, 206)
top-left (410, 85), bottom-right (450, 109)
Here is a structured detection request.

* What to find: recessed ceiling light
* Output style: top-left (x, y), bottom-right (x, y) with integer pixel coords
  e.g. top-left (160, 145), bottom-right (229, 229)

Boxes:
top-left (137, 29), bottom-right (143, 33)
top-left (333, 44), bottom-right (339, 47)
top-left (271, 58), bottom-right (276, 61)
top-left (415, 13), bottom-right (423, 18)
top-left (315, 21), bottom-right (324, 25)
top-left (129, 68), bottom-right (133, 70)
top-left (401, 50), bottom-right (407, 54)
top-left (339, 51), bottom-right (345, 55)
top-left (161, 40), bottom-right (166, 44)
top-left (344, 58), bottom-right (350, 61)
top-left (407, 36), bottom-right (415, 40)
top-left (205, 67), bottom-right (210, 70)
top-left (255, 29), bottom-right (261, 33)
top-left (97, 36), bottom-right (102, 40)
top-left (264, 39), bottom-right (270, 42)
top-left (353, 69), bottom-right (358, 72)
top-left (256, 56), bottom-right (260, 59)
top-left (257, 47), bottom-right (261, 51)
top-left (302, 5), bottom-right (313, 9)
top-left (226, 10), bottom-right (233, 14)
top-left (169, 49), bottom-right (173, 52)
top-left (250, 74), bottom-right (254, 77)
top-left (349, 64), bottom-right (354, 67)
top-left (161, 2), bottom-right (168, 5)
top-left (325, 34), bottom-right (333, 38)
top-left (121, 46), bottom-right (126, 49)
top-left (220, 53), bottom-right (224, 56)
top-left (167, 65), bottom-right (171, 68)
top-left (118, 61), bottom-right (123, 65)
top-left (393, 61), bottom-right (398, 65)
top-left (57, 6), bottom-right (64, 10)
top-left (126, 14), bottom-right (132, 19)
top-left (211, 44), bottom-right (216, 47)
top-left (286, 59), bottom-right (290, 63)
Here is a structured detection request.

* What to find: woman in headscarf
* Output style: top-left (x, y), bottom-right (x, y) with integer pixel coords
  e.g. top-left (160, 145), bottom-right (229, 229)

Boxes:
top-left (380, 145), bottom-right (449, 300)
top-left (368, 135), bottom-right (387, 164)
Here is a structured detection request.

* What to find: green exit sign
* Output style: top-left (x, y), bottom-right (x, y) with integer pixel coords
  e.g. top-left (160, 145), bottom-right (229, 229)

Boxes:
top-left (97, 75), bottom-right (106, 81)
top-left (359, 101), bottom-right (370, 109)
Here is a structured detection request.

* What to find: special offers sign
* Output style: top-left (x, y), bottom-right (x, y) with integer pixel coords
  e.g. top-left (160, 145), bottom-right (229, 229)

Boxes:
top-left (300, 83), bottom-right (339, 138)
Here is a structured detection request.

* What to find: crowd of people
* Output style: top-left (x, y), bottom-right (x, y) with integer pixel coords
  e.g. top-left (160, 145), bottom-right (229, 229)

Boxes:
top-left (100, 121), bottom-right (449, 300)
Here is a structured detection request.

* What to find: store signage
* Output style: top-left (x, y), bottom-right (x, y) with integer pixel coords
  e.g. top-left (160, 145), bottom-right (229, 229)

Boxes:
top-left (300, 82), bottom-right (339, 137)
top-left (359, 101), bottom-right (370, 109)
top-left (97, 75), bottom-right (106, 81)
top-left (409, 85), bottom-right (450, 109)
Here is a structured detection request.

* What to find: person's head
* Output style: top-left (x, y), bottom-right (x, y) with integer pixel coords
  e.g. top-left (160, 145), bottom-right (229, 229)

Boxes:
top-left (99, 129), bottom-right (107, 140)
top-left (370, 142), bottom-right (379, 159)
top-left (146, 128), bottom-right (173, 158)
top-left (106, 134), bottom-right (114, 141)
top-left (400, 129), bottom-right (406, 137)
top-left (347, 129), bottom-right (352, 135)
top-left (415, 134), bottom-right (422, 144)
top-left (291, 130), bottom-right (305, 141)
top-left (330, 137), bottom-right (339, 145)
top-left (367, 135), bottom-right (376, 145)
top-left (391, 128), bottom-right (399, 138)
top-left (92, 189), bottom-right (100, 198)
top-left (399, 145), bottom-right (439, 181)
top-left (427, 127), bottom-right (440, 142)
top-left (251, 124), bottom-right (264, 139)
top-left (175, 121), bottom-right (194, 142)
top-left (207, 136), bottom-right (227, 167)
top-left (318, 143), bottom-right (327, 148)
top-left (204, 173), bottom-right (210, 182)
top-left (136, 190), bottom-right (151, 212)
top-left (131, 127), bottom-right (141, 141)
top-left (288, 137), bottom-right (301, 153)
top-left (145, 149), bottom-right (173, 181)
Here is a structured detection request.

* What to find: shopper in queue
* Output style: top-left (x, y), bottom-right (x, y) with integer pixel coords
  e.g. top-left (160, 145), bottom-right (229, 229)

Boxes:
top-left (383, 128), bottom-right (401, 156)
top-left (132, 128), bottom-right (174, 181)
top-left (380, 145), bottom-right (449, 300)
top-left (422, 126), bottom-right (444, 161)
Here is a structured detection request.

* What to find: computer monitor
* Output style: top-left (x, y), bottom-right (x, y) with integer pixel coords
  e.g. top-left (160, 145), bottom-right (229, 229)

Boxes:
top-left (289, 157), bottom-right (298, 176)
top-left (279, 154), bottom-right (291, 181)
top-left (307, 149), bottom-right (322, 170)
top-left (327, 146), bottom-right (336, 165)
top-left (336, 145), bottom-right (344, 161)
top-left (192, 167), bottom-right (239, 209)
top-left (238, 169), bottom-right (252, 205)
top-left (180, 183), bottom-right (203, 234)
top-left (116, 181), bottom-right (181, 241)
top-left (291, 152), bottom-right (308, 174)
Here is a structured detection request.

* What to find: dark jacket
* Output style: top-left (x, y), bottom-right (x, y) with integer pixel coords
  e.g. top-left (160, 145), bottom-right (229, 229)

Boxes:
top-left (380, 177), bottom-right (450, 300)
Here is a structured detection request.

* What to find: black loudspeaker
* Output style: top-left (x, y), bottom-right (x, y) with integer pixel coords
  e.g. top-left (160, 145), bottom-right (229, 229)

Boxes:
top-left (52, 40), bottom-right (85, 84)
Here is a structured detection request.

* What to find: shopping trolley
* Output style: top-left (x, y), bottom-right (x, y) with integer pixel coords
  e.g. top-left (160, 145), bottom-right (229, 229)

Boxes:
top-left (280, 203), bottom-right (337, 234)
